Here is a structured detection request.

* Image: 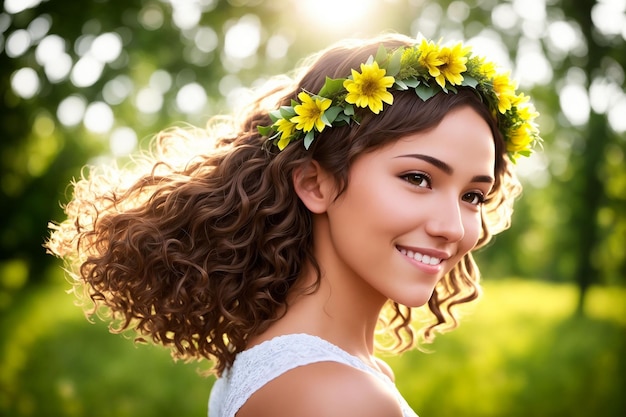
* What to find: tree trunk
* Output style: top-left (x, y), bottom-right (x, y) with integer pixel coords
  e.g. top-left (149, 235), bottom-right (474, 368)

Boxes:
top-left (562, 0), bottom-right (610, 315)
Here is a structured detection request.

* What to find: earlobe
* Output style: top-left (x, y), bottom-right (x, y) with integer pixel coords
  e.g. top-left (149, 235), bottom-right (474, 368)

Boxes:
top-left (292, 161), bottom-right (335, 214)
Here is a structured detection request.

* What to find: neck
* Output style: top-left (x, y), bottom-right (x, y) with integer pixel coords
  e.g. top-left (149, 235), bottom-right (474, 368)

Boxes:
top-left (289, 267), bottom-right (386, 354)
top-left (251, 215), bottom-right (388, 359)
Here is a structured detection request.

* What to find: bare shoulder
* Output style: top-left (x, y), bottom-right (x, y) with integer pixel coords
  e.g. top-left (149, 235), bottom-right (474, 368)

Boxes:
top-left (237, 361), bottom-right (404, 417)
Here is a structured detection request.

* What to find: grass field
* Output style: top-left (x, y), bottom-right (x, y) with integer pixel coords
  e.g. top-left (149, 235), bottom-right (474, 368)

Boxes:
top-left (1, 277), bottom-right (624, 417)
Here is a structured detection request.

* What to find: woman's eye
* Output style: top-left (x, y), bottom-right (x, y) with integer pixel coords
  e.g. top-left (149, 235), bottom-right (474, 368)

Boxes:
top-left (462, 192), bottom-right (486, 206)
top-left (401, 173), bottom-right (431, 188)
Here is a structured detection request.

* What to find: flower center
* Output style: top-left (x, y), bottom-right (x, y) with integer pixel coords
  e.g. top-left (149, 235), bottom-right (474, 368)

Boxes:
top-left (306, 106), bottom-right (322, 118)
top-left (361, 78), bottom-right (379, 95)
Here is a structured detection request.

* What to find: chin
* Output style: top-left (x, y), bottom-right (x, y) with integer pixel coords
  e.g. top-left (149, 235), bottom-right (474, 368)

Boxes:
top-left (394, 289), bottom-right (435, 308)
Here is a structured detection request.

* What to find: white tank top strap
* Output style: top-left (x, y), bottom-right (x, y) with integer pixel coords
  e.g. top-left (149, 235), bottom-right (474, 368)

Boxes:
top-left (208, 333), bottom-right (418, 417)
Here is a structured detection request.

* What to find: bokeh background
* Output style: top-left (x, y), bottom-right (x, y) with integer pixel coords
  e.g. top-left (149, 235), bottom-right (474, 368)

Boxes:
top-left (1, 0), bottom-right (625, 416)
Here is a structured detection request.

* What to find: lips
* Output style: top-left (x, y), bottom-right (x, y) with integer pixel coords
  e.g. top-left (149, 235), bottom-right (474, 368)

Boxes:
top-left (397, 246), bottom-right (445, 265)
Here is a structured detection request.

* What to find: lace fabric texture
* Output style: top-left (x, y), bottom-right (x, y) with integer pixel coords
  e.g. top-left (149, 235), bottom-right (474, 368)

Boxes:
top-left (208, 333), bottom-right (418, 417)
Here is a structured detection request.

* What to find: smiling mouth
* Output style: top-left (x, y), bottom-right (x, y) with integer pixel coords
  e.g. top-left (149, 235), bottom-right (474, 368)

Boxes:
top-left (397, 247), bottom-right (443, 266)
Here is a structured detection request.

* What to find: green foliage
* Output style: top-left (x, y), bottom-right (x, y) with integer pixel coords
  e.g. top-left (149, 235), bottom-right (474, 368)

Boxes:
top-left (387, 280), bottom-right (626, 417)
top-left (0, 281), bottom-right (213, 417)
top-left (1, 278), bottom-right (624, 417)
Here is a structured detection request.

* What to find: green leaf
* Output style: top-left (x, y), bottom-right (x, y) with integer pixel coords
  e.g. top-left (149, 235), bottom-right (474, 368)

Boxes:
top-left (461, 75), bottom-right (479, 88)
top-left (394, 80), bottom-right (408, 90)
top-left (303, 130), bottom-right (315, 149)
top-left (335, 113), bottom-right (352, 124)
top-left (257, 125), bottom-right (273, 136)
top-left (344, 104), bottom-right (355, 116)
top-left (318, 77), bottom-right (347, 97)
top-left (323, 106), bottom-right (343, 124)
top-left (279, 106), bottom-right (296, 119)
top-left (387, 47), bottom-right (404, 76)
top-left (403, 77), bottom-right (420, 88)
top-left (415, 85), bottom-right (437, 101)
top-left (269, 110), bottom-right (282, 121)
top-left (374, 44), bottom-right (387, 65)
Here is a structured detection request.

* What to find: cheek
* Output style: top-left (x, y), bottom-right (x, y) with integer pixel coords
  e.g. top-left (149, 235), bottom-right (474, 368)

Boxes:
top-left (341, 176), bottom-right (409, 221)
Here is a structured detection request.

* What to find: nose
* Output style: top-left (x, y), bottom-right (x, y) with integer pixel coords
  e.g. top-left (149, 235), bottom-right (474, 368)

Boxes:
top-left (424, 196), bottom-right (465, 242)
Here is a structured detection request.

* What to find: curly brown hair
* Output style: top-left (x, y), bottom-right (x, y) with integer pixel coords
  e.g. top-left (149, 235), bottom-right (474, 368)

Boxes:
top-left (46, 34), bottom-right (521, 377)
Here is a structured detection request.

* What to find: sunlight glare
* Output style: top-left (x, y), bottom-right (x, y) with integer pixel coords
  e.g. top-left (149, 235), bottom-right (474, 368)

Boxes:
top-left (90, 32), bottom-right (122, 63)
top-left (176, 82), bottom-right (207, 114)
top-left (70, 56), bottom-right (104, 88)
top-left (224, 14), bottom-right (261, 60)
top-left (170, 0), bottom-right (202, 30)
top-left (515, 39), bottom-right (553, 87)
top-left (136, 86), bottom-right (163, 114)
top-left (6, 29), bottom-right (30, 58)
top-left (559, 83), bottom-right (590, 126)
top-left (547, 20), bottom-right (581, 53)
top-left (491, 4), bottom-right (518, 32)
top-left (591, 0), bottom-right (626, 37)
top-left (4, 0), bottom-right (43, 15)
top-left (295, 0), bottom-right (377, 32)
top-left (57, 95), bottom-right (87, 127)
top-left (84, 101), bottom-right (114, 134)
top-left (412, 3), bottom-right (443, 38)
top-left (467, 31), bottom-right (511, 69)
top-left (608, 95), bottom-right (626, 133)
top-left (10, 67), bottom-right (39, 99)
top-left (103, 75), bottom-right (133, 105)
top-left (27, 15), bottom-right (51, 42)
top-left (512, 0), bottom-right (546, 21)
top-left (110, 127), bottom-right (138, 156)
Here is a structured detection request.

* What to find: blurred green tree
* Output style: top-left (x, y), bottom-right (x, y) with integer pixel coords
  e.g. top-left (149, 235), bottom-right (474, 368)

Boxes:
top-left (1, 0), bottom-right (287, 290)
top-left (558, 0), bottom-right (626, 311)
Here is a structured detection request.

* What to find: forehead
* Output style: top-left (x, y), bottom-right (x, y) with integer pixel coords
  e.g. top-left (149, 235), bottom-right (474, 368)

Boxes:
top-left (367, 106), bottom-right (495, 174)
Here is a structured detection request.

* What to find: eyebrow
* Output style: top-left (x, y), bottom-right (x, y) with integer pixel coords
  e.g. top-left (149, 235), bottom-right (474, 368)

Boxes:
top-left (395, 153), bottom-right (495, 184)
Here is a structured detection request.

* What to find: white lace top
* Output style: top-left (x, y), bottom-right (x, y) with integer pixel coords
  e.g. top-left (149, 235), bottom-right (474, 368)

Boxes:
top-left (208, 333), bottom-right (418, 417)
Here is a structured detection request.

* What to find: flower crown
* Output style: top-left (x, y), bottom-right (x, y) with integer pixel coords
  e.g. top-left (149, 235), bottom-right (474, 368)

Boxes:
top-left (258, 39), bottom-right (541, 160)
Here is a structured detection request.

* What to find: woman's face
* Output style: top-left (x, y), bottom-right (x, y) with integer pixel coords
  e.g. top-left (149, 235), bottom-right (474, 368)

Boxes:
top-left (318, 106), bottom-right (496, 308)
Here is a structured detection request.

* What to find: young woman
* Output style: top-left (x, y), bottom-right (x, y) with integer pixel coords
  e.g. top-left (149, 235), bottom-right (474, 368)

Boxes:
top-left (46, 33), bottom-right (540, 416)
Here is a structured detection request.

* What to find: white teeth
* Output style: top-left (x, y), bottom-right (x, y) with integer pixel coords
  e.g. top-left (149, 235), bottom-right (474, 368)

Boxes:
top-left (398, 247), bottom-right (442, 265)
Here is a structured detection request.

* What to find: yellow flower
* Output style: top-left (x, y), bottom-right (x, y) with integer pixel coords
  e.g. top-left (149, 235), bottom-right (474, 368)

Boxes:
top-left (275, 118), bottom-right (297, 150)
top-left (344, 61), bottom-right (395, 114)
top-left (291, 92), bottom-right (332, 132)
top-left (515, 100), bottom-right (539, 124)
top-left (477, 56), bottom-right (497, 79)
top-left (507, 123), bottom-right (534, 153)
top-left (493, 72), bottom-right (517, 113)
top-left (434, 42), bottom-right (470, 88)
top-left (418, 39), bottom-right (443, 78)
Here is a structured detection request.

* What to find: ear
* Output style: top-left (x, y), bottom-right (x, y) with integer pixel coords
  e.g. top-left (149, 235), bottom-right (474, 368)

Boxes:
top-left (292, 160), bottom-right (335, 214)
